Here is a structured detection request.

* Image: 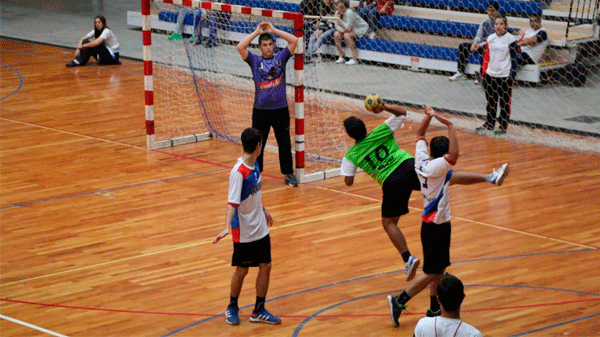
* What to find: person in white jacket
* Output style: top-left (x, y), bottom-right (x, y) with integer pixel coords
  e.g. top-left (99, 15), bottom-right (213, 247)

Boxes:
top-left (66, 15), bottom-right (120, 67)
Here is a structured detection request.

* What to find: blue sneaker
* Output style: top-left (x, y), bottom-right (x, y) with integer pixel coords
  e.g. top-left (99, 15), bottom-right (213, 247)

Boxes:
top-left (405, 256), bottom-right (420, 281)
top-left (250, 308), bottom-right (281, 324)
top-left (225, 305), bottom-right (240, 325)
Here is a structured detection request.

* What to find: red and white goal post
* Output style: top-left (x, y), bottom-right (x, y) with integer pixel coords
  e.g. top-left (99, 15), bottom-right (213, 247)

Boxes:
top-left (142, 0), bottom-right (351, 183)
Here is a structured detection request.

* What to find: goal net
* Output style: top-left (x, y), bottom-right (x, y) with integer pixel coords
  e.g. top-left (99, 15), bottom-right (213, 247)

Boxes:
top-left (143, 0), bottom-right (362, 183)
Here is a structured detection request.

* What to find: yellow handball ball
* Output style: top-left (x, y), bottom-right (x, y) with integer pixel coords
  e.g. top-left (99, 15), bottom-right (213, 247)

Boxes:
top-left (364, 93), bottom-right (383, 112)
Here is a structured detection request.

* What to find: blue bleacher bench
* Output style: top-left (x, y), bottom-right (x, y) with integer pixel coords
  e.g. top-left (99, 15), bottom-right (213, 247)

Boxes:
top-left (378, 16), bottom-right (520, 39)
top-left (403, 0), bottom-right (545, 15)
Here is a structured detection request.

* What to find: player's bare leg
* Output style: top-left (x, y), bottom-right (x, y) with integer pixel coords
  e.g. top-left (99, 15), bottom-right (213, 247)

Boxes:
top-left (382, 216), bottom-right (420, 281)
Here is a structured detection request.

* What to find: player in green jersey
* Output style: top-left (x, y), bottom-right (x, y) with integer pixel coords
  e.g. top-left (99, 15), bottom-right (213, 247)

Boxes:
top-left (341, 102), bottom-right (422, 281)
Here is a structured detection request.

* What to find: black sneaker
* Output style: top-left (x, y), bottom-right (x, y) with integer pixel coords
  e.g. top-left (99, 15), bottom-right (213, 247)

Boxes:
top-left (386, 295), bottom-right (406, 327)
top-left (426, 309), bottom-right (441, 317)
top-left (285, 174), bottom-right (298, 187)
top-left (66, 60), bottom-right (80, 67)
top-left (494, 127), bottom-right (506, 135)
top-left (475, 124), bottom-right (493, 133)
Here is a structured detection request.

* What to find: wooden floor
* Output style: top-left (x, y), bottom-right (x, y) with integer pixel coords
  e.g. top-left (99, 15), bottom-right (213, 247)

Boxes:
top-left (1, 38), bottom-right (599, 337)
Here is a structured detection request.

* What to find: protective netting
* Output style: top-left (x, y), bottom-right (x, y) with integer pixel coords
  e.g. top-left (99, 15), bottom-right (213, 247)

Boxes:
top-left (149, 1), bottom-right (354, 179)
top-left (147, 0), bottom-right (600, 166)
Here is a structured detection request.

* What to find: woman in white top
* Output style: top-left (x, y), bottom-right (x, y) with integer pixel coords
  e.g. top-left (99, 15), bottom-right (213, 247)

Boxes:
top-left (66, 16), bottom-right (121, 67)
top-left (333, 0), bottom-right (369, 65)
top-left (477, 14), bottom-right (518, 134)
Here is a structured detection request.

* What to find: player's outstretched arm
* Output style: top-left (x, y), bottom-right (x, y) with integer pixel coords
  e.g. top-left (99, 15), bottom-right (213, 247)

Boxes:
top-left (416, 104), bottom-right (435, 138)
top-left (433, 111), bottom-right (459, 163)
top-left (380, 102), bottom-right (409, 116)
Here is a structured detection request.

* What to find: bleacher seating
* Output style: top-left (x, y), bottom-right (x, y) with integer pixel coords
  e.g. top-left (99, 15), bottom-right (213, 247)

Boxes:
top-left (129, 0), bottom-right (583, 83)
top-left (378, 15), bottom-right (520, 39)
top-left (403, 0), bottom-right (546, 15)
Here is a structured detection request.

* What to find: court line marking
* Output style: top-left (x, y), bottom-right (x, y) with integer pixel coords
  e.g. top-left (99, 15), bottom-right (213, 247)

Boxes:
top-left (0, 62), bottom-right (24, 101)
top-left (0, 314), bottom-right (69, 337)
top-left (0, 139), bottom-right (87, 153)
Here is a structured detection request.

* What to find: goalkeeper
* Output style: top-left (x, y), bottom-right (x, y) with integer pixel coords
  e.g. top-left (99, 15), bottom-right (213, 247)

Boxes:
top-left (237, 22), bottom-right (299, 187)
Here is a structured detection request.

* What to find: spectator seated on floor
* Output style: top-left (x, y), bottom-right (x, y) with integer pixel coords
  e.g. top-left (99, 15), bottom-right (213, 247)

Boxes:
top-left (357, 0), bottom-right (394, 39)
top-left (333, 0), bottom-right (369, 65)
top-left (66, 15), bottom-right (121, 67)
top-left (517, 12), bottom-right (548, 66)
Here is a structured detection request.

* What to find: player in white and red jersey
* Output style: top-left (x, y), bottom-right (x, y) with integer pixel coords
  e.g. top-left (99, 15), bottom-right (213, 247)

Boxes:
top-left (213, 128), bottom-right (281, 326)
top-left (387, 106), bottom-right (510, 327)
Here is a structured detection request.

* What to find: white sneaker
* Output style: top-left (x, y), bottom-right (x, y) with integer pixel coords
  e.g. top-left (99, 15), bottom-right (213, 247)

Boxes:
top-left (448, 72), bottom-right (467, 81)
top-left (345, 59), bottom-right (357, 65)
top-left (405, 256), bottom-right (420, 281)
top-left (368, 31), bottom-right (376, 39)
top-left (488, 163), bottom-right (509, 186)
top-left (335, 57), bottom-right (346, 64)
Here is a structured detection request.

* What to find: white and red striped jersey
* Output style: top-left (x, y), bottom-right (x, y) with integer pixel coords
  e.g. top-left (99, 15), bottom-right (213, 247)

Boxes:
top-left (227, 158), bottom-right (268, 243)
top-left (414, 139), bottom-right (455, 224)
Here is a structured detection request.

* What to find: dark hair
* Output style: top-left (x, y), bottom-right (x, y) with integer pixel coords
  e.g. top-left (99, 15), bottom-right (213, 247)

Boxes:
top-left (258, 33), bottom-right (273, 46)
top-left (487, 1), bottom-right (500, 11)
top-left (241, 128), bottom-right (263, 154)
top-left (94, 15), bottom-right (107, 39)
top-left (430, 136), bottom-right (449, 159)
top-left (338, 0), bottom-right (349, 8)
top-left (343, 117), bottom-right (367, 142)
top-left (437, 274), bottom-right (465, 312)
top-left (495, 12), bottom-right (508, 25)
top-left (529, 12), bottom-right (541, 21)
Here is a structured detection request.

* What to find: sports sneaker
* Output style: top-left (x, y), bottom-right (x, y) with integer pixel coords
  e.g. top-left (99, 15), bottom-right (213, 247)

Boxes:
top-left (474, 71), bottom-right (483, 85)
top-left (475, 124), bottom-right (493, 133)
top-left (345, 59), bottom-right (357, 65)
top-left (488, 163), bottom-right (509, 186)
top-left (494, 127), bottom-right (506, 135)
top-left (426, 309), bottom-right (441, 317)
top-left (335, 57), bottom-right (346, 64)
top-left (225, 305), bottom-right (240, 325)
top-left (285, 174), bottom-right (298, 187)
top-left (250, 308), bottom-right (281, 324)
top-left (448, 72), bottom-right (467, 81)
top-left (387, 295), bottom-right (406, 327)
top-left (405, 256), bottom-right (420, 281)
top-left (168, 32), bottom-right (183, 40)
top-left (65, 60), bottom-right (80, 67)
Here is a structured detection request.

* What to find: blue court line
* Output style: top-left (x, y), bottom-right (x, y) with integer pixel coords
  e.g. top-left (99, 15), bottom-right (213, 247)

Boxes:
top-left (291, 284), bottom-right (600, 337)
top-left (509, 313), bottom-right (600, 336)
top-left (0, 168), bottom-right (227, 210)
top-left (162, 248), bottom-right (599, 336)
top-left (1, 62), bottom-right (24, 101)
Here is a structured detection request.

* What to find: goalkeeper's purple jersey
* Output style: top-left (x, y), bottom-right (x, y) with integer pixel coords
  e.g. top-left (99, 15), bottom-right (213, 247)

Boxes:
top-left (245, 48), bottom-right (291, 110)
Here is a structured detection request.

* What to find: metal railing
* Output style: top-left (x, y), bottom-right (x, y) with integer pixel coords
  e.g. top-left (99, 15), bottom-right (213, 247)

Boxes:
top-left (566, 0), bottom-right (600, 39)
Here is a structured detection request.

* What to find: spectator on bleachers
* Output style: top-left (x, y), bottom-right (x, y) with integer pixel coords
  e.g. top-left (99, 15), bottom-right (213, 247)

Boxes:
top-left (357, 0), bottom-right (394, 39)
top-left (449, 1), bottom-right (499, 83)
top-left (305, 0), bottom-right (337, 59)
top-left (66, 15), bottom-right (120, 67)
top-left (333, 0), bottom-right (369, 65)
top-left (517, 12), bottom-right (549, 66)
top-left (478, 14), bottom-right (519, 135)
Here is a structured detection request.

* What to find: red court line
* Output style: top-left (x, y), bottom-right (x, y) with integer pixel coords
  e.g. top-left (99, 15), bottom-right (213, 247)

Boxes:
top-left (2, 297), bottom-right (598, 319)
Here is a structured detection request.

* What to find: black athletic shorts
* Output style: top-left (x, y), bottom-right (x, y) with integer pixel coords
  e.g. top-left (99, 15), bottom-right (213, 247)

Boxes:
top-left (232, 234), bottom-right (272, 267)
top-left (381, 158), bottom-right (421, 218)
top-left (421, 222), bottom-right (451, 274)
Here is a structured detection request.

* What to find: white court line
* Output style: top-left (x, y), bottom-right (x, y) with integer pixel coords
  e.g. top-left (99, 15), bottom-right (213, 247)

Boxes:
top-left (0, 314), bottom-right (69, 337)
